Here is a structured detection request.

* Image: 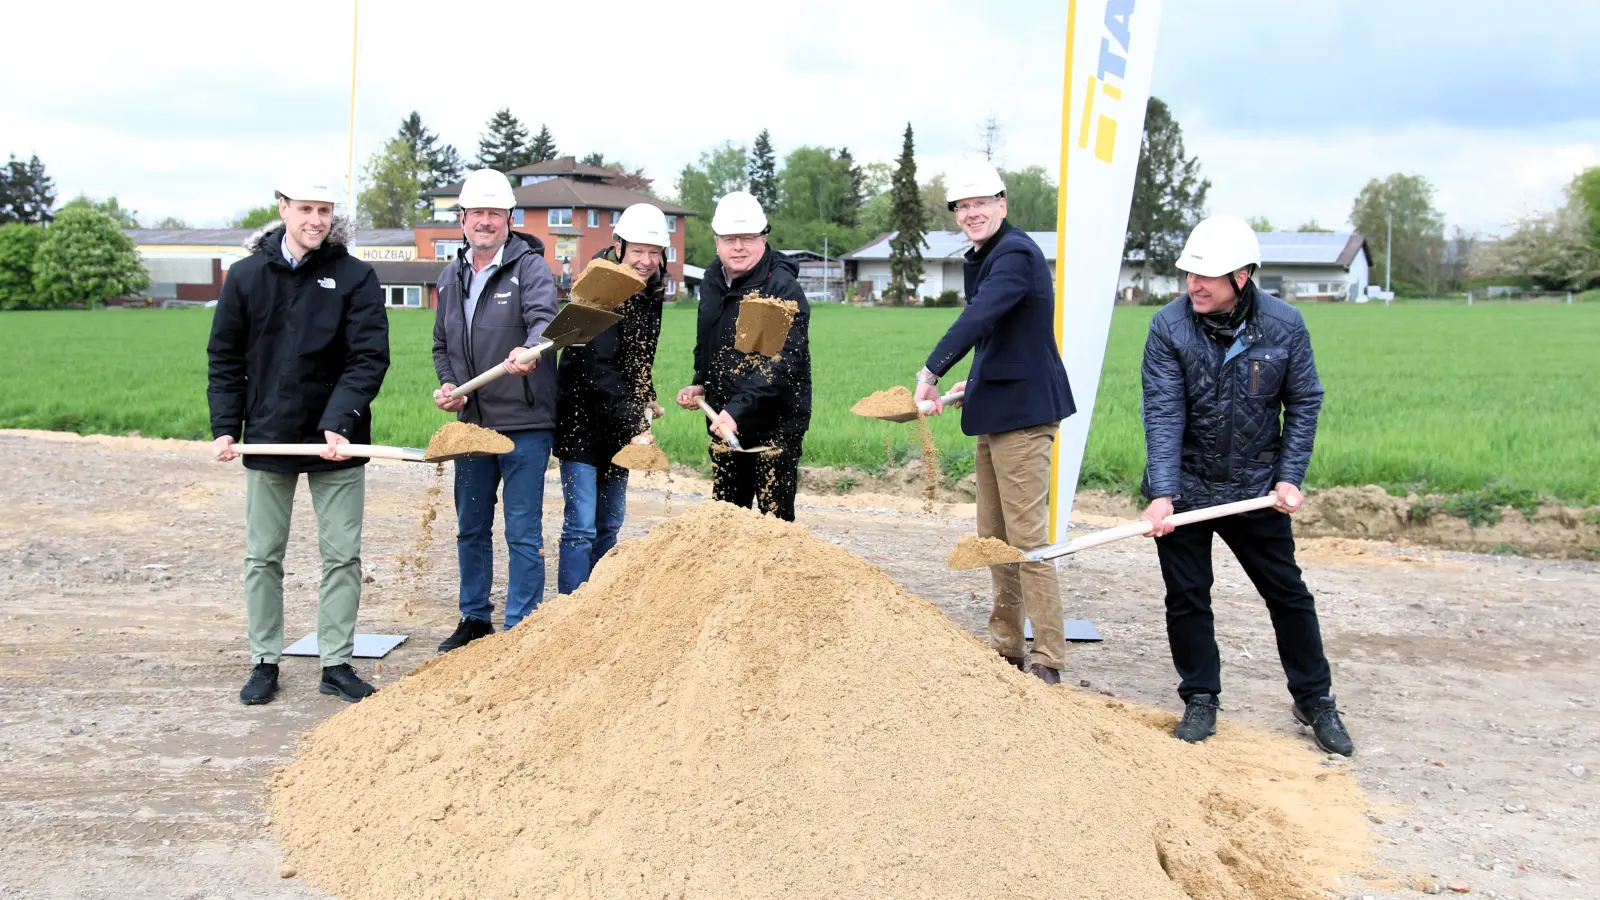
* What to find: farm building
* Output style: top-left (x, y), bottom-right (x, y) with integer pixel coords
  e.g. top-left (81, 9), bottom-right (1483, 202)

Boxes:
top-left (125, 227), bottom-right (421, 305)
top-left (841, 230), bottom-right (1371, 304)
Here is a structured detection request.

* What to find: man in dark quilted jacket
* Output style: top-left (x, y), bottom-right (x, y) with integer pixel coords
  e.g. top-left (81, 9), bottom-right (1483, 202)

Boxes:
top-left (1138, 215), bottom-right (1353, 757)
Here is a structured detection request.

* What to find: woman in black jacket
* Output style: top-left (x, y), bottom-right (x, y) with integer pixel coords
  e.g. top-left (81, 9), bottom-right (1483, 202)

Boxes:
top-left (553, 204), bottom-right (668, 593)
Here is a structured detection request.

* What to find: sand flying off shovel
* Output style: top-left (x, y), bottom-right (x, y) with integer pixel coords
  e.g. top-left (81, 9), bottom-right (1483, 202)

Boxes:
top-left (233, 421), bottom-right (513, 464)
top-left (612, 408), bottom-right (669, 472)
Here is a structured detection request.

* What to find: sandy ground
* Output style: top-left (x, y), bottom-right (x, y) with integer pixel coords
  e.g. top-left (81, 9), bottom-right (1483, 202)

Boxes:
top-left (1, 430), bottom-right (1596, 899)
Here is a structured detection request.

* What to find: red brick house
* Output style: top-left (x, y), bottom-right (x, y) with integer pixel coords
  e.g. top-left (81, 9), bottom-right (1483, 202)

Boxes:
top-left (419, 157), bottom-right (696, 302)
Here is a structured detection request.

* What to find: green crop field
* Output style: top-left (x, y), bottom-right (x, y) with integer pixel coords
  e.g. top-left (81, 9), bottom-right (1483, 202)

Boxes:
top-left (0, 301), bottom-right (1596, 505)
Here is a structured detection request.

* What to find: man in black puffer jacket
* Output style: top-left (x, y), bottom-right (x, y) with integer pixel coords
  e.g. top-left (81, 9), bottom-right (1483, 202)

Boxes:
top-left (675, 191), bottom-right (811, 521)
top-left (554, 203), bottom-right (668, 593)
top-left (207, 180), bottom-right (390, 707)
top-left (1139, 215), bottom-right (1353, 758)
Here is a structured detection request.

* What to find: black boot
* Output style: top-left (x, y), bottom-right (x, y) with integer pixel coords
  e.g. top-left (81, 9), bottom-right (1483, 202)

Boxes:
top-left (1294, 695), bottom-right (1354, 757)
top-left (438, 617), bottom-right (495, 653)
top-left (1175, 693), bottom-right (1219, 743)
top-left (1027, 663), bottom-right (1061, 685)
top-left (319, 664), bottom-right (377, 703)
top-left (239, 663), bottom-right (279, 706)
top-left (999, 652), bottom-right (1025, 672)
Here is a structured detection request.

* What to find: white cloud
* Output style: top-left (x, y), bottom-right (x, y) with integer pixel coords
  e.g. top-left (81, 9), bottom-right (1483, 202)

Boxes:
top-left (3, 0), bottom-right (1593, 234)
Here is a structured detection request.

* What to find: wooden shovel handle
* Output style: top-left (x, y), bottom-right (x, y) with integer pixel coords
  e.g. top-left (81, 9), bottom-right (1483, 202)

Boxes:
top-left (1029, 494), bottom-right (1281, 561)
top-left (449, 340), bottom-right (554, 400)
top-left (233, 444), bottom-right (423, 462)
top-left (916, 389), bottom-right (965, 415)
top-left (696, 398), bottom-right (742, 450)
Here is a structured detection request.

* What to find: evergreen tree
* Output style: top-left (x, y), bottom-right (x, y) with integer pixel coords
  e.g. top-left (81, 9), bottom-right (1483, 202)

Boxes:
top-left (748, 129), bottom-right (778, 211)
top-left (887, 124), bottom-right (925, 305)
top-left (431, 144), bottom-right (464, 187)
top-left (529, 125), bottom-right (559, 164)
top-left (397, 111), bottom-right (464, 187)
top-left (0, 153), bottom-right (57, 224)
top-left (837, 147), bottom-right (864, 228)
top-left (580, 152), bottom-right (607, 167)
top-left (476, 109), bottom-right (532, 172)
top-left (1125, 97), bottom-right (1210, 286)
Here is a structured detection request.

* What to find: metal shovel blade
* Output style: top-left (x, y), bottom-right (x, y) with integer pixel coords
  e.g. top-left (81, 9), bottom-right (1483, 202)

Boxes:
top-left (544, 301), bottom-right (623, 349)
top-left (874, 390), bottom-right (966, 424)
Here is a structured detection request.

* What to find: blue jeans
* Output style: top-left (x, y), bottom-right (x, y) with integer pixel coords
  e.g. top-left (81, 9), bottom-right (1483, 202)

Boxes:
top-left (453, 428), bottom-right (552, 630)
top-left (557, 460), bottom-right (629, 595)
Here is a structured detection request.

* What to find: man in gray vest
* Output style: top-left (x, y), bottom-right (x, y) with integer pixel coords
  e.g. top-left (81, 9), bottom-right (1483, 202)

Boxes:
top-left (431, 168), bottom-right (558, 651)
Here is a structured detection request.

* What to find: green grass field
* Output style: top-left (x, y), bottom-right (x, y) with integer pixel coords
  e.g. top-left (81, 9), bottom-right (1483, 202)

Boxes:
top-left (1, 302), bottom-right (1596, 505)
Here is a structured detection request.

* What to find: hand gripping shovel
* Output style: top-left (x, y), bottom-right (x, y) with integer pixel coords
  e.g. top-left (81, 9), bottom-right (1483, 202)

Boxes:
top-left (1023, 495), bottom-right (1280, 562)
top-left (696, 398), bottom-right (771, 454)
top-left (447, 302), bottom-right (622, 401)
top-left (882, 389), bottom-right (965, 424)
top-left (231, 443), bottom-right (488, 464)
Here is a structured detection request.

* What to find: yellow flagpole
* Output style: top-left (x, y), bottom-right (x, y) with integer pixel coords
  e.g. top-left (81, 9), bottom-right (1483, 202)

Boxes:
top-left (1047, 0), bottom-right (1079, 542)
top-left (345, 0), bottom-right (360, 215)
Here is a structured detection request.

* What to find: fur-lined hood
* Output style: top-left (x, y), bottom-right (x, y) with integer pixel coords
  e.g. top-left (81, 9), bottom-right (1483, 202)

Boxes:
top-left (242, 214), bottom-right (355, 254)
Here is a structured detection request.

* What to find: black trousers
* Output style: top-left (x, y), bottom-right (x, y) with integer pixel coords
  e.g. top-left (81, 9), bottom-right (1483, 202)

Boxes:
top-left (710, 436), bottom-right (803, 522)
top-left (1154, 508), bottom-right (1332, 708)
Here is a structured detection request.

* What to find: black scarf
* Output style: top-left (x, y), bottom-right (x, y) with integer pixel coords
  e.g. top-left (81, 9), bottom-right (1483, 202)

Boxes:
top-left (1196, 278), bottom-right (1255, 345)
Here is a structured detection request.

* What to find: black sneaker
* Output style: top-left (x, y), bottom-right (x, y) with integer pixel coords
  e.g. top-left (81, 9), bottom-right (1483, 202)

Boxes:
top-left (239, 663), bottom-right (279, 706)
top-left (1294, 695), bottom-right (1354, 757)
top-left (437, 617), bottom-right (495, 653)
top-left (1175, 693), bottom-right (1220, 743)
top-left (319, 664), bottom-right (377, 703)
top-left (1028, 663), bottom-right (1062, 685)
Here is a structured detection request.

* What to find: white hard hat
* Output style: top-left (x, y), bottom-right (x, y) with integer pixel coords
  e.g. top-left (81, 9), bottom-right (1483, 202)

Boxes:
top-left (711, 191), bottom-right (768, 236)
top-left (457, 168), bottom-right (516, 210)
top-left (1175, 215), bottom-right (1262, 277)
top-left (613, 203), bottom-right (669, 246)
top-left (944, 160), bottom-right (1006, 209)
top-left (275, 180), bottom-right (340, 204)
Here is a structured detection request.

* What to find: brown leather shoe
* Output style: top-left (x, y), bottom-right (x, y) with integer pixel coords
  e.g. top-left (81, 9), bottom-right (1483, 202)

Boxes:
top-left (1028, 663), bottom-right (1061, 685)
top-left (1000, 653), bottom-right (1025, 672)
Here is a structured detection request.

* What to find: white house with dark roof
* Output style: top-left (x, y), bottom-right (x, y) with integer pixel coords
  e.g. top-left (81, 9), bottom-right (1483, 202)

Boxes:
top-left (842, 230), bottom-right (1371, 304)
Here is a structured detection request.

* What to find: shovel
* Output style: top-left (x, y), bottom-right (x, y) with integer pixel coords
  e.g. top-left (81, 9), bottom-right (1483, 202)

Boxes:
top-left (696, 398), bottom-right (771, 454)
top-left (881, 389), bottom-right (966, 424)
top-left (1023, 495), bottom-right (1280, 562)
top-left (231, 443), bottom-right (492, 464)
top-left (448, 302), bottom-right (622, 401)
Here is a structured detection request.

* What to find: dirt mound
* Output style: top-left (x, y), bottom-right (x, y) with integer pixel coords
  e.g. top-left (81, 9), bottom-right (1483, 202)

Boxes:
top-left (1295, 485), bottom-right (1600, 559)
top-left (946, 535), bottom-right (1027, 569)
top-left (424, 421), bottom-right (513, 459)
top-left (270, 502), bottom-right (1370, 900)
top-left (612, 441), bottom-right (669, 471)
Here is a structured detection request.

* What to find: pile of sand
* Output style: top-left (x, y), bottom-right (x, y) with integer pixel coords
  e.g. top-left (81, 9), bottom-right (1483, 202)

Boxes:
top-left (270, 502), bottom-right (1371, 900)
top-left (424, 421), bottom-right (514, 459)
top-left (612, 440), bottom-right (669, 471)
top-left (569, 258), bottom-right (645, 311)
top-left (946, 534), bottom-right (1028, 569)
top-left (850, 385), bottom-right (918, 419)
top-left (734, 295), bottom-right (797, 356)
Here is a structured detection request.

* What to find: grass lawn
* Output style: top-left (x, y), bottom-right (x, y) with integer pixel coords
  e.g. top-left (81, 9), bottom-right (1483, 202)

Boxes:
top-left (1, 301), bottom-right (1595, 504)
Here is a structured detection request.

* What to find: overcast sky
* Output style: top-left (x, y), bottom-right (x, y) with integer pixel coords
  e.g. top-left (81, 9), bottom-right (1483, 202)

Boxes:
top-left (5, 0), bottom-right (1593, 237)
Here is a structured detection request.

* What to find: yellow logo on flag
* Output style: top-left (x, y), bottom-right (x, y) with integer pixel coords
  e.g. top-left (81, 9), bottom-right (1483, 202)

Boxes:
top-left (1076, 0), bottom-right (1135, 164)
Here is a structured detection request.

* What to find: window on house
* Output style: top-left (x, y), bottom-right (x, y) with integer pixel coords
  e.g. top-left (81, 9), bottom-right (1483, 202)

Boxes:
top-left (548, 208), bottom-right (573, 227)
top-left (666, 279), bottom-right (677, 295)
top-left (587, 209), bottom-right (598, 228)
top-left (667, 215), bottom-right (676, 233)
top-left (433, 239), bottom-right (465, 260)
top-left (610, 211), bottom-right (620, 226)
top-left (666, 245), bottom-right (677, 262)
top-left (512, 209), bottom-right (524, 226)
top-left (382, 285), bottom-right (422, 308)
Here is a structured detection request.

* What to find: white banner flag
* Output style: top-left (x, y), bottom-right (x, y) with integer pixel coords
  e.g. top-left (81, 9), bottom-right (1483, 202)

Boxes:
top-left (1049, 0), bottom-right (1165, 542)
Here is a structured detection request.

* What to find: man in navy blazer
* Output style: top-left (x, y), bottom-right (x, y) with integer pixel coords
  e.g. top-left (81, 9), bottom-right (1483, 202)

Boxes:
top-left (916, 161), bottom-right (1076, 684)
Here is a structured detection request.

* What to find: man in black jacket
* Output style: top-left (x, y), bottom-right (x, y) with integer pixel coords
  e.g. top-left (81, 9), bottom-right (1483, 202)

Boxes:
top-left (431, 169), bottom-right (559, 651)
top-left (554, 203), bottom-right (667, 592)
top-left (207, 180), bottom-right (390, 706)
top-left (1139, 214), bottom-right (1353, 756)
top-left (675, 192), bottom-right (811, 522)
